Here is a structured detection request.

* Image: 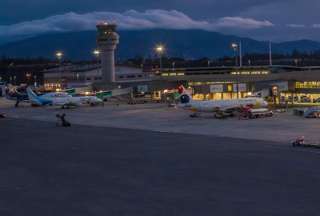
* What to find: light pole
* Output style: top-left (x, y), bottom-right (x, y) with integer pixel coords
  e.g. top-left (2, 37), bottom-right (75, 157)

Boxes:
top-left (33, 75), bottom-right (37, 87)
top-left (93, 49), bottom-right (100, 63)
top-left (231, 43), bottom-right (242, 98)
top-left (155, 44), bottom-right (165, 72)
top-left (231, 43), bottom-right (238, 67)
top-left (93, 49), bottom-right (101, 80)
top-left (55, 51), bottom-right (63, 88)
top-left (231, 42), bottom-right (243, 67)
top-left (172, 61), bottom-right (176, 71)
top-left (55, 51), bottom-right (63, 61)
top-left (25, 73), bottom-right (31, 85)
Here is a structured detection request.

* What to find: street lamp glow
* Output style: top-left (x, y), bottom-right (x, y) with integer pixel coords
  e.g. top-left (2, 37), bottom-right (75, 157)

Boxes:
top-left (55, 51), bottom-right (64, 85)
top-left (155, 44), bottom-right (165, 72)
top-left (93, 49), bottom-right (100, 56)
top-left (155, 45), bottom-right (165, 54)
top-left (231, 43), bottom-right (238, 50)
top-left (93, 49), bottom-right (101, 73)
top-left (230, 42), bottom-right (242, 67)
top-left (55, 51), bottom-right (63, 59)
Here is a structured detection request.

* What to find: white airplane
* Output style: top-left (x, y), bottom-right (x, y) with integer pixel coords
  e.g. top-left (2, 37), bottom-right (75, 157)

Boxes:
top-left (178, 86), bottom-right (269, 117)
top-left (27, 87), bottom-right (103, 108)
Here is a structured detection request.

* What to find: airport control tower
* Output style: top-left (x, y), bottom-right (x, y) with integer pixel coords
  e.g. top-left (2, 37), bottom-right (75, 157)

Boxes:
top-left (96, 22), bottom-right (119, 83)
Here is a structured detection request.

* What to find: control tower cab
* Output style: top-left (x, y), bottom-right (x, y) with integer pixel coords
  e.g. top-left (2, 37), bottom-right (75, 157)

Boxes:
top-left (96, 22), bottom-right (119, 83)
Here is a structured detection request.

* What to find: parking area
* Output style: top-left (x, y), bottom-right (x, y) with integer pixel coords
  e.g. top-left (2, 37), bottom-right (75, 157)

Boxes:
top-left (1, 98), bottom-right (320, 143)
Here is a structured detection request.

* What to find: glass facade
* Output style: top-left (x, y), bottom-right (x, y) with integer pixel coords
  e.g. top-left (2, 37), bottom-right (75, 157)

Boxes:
top-left (230, 70), bottom-right (269, 75)
top-left (193, 92), bottom-right (249, 101)
top-left (295, 81), bottom-right (320, 89)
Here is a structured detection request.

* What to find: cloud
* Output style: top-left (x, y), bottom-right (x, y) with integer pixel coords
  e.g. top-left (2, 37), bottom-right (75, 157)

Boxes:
top-left (0, 10), bottom-right (274, 39)
top-left (312, 24), bottom-right (320, 28)
top-left (287, 24), bottom-right (306, 28)
top-left (215, 17), bottom-right (273, 29)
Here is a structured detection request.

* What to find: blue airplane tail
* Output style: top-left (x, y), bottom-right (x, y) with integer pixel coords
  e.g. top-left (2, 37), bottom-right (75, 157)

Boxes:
top-left (26, 87), bottom-right (52, 106)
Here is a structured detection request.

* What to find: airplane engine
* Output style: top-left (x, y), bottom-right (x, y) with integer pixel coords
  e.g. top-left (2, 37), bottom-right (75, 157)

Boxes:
top-left (180, 94), bottom-right (191, 104)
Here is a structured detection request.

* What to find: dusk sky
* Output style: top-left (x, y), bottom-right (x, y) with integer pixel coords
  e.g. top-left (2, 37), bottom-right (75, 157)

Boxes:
top-left (1, 0), bottom-right (320, 42)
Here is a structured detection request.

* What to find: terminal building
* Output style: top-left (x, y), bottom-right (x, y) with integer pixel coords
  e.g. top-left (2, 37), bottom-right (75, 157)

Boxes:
top-left (43, 63), bottom-right (320, 103)
top-left (42, 22), bottom-right (320, 104)
top-left (43, 64), bottom-right (150, 90)
top-left (154, 66), bottom-right (320, 103)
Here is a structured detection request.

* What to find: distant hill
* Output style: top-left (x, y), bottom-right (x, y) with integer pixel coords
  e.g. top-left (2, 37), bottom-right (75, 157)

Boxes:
top-left (1, 29), bottom-right (320, 60)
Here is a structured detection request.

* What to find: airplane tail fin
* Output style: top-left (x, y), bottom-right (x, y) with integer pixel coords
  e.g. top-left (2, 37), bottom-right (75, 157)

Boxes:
top-left (178, 85), bottom-right (187, 95)
top-left (178, 85), bottom-right (192, 104)
top-left (26, 87), bottom-right (42, 105)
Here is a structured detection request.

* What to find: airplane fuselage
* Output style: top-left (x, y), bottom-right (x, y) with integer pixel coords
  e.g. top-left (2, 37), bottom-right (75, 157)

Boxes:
top-left (41, 94), bottom-right (102, 107)
top-left (27, 88), bottom-right (103, 107)
top-left (185, 98), bottom-right (268, 113)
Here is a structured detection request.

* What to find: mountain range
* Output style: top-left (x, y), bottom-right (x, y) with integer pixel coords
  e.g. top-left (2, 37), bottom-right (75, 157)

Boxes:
top-left (1, 29), bottom-right (320, 60)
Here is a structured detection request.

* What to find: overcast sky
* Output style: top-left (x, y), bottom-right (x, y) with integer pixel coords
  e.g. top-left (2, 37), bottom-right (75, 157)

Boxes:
top-left (1, 0), bottom-right (320, 41)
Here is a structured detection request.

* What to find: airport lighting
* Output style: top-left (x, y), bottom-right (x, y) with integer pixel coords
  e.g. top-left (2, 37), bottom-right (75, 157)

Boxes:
top-left (93, 49), bottom-right (101, 74)
top-left (93, 49), bottom-right (100, 57)
top-left (155, 45), bottom-right (165, 54)
top-left (269, 41), bottom-right (273, 66)
top-left (55, 51), bottom-right (64, 84)
top-left (230, 42), bottom-right (242, 67)
top-left (55, 51), bottom-right (63, 60)
top-left (231, 43), bottom-right (238, 67)
top-left (230, 42), bottom-right (242, 99)
top-left (155, 44), bottom-right (165, 72)
top-left (231, 43), bottom-right (238, 51)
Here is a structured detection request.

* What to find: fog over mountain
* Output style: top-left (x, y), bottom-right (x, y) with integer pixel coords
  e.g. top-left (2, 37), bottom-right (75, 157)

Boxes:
top-left (1, 29), bottom-right (320, 60)
top-left (2, 0), bottom-right (320, 40)
top-left (0, 10), bottom-right (274, 44)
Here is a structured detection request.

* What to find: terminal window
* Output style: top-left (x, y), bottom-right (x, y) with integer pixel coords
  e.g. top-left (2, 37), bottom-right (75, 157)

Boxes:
top-left (231, 70), bottom-right (269, 75)
top-left (296, 81), bottom-right (320, 89)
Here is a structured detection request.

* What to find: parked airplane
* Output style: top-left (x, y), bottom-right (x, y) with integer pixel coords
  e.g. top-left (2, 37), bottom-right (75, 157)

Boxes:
top-left (27, 87), bottom-right (103, 108)
top-left (96, 87), bottom-right (133, 101)
top-left (177, 86), bottom-right (269, 117)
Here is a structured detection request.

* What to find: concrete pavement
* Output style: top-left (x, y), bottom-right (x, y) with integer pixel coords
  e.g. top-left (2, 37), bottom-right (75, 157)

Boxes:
top-left (1, 98), bottom-right (320, 143)
top-left (1, 118), bottom-right (320, 215)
